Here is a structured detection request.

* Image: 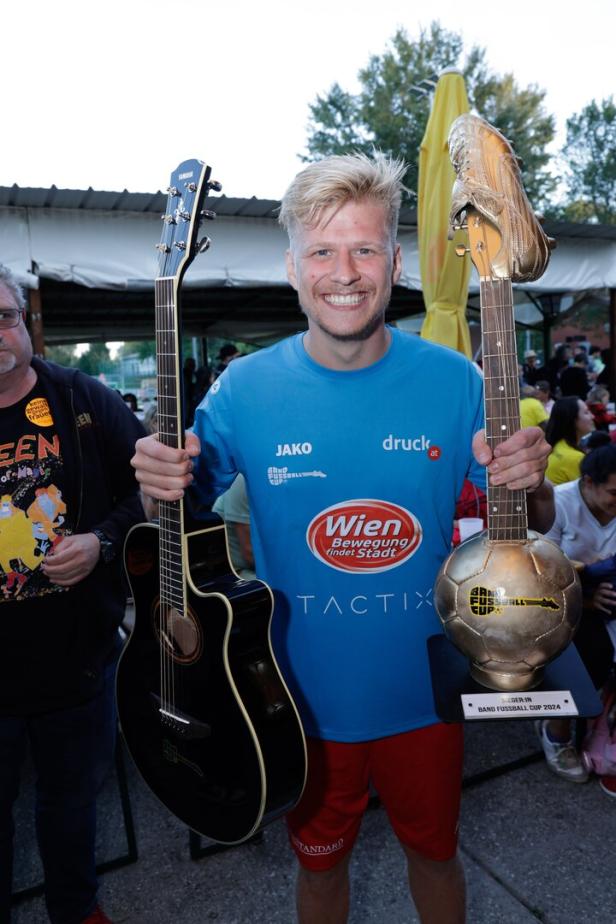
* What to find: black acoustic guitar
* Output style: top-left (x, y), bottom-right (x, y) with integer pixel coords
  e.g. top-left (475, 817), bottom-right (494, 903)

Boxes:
top-left (117, 159), bottom-right (307, 844)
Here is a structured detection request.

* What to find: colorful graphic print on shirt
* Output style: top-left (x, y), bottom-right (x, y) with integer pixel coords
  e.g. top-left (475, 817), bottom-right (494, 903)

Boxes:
top-left (0, 394), bottom-right (71, 602)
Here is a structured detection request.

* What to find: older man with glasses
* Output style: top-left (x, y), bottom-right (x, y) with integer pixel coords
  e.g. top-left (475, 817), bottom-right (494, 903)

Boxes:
top-left (0, 266), bottom-right (144, 924)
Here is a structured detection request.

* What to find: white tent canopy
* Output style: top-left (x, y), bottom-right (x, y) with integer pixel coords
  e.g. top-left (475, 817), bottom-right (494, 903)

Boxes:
top-left (1, 185), bottom-right (615, 348)
top-left (2, 203), bottom-right (616, 295)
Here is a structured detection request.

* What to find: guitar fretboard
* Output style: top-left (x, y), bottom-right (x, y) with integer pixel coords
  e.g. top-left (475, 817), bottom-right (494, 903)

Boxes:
top-left (480, 278), bottom-right (528, 541)
top-left (155, 277), bottom-right (185, 612)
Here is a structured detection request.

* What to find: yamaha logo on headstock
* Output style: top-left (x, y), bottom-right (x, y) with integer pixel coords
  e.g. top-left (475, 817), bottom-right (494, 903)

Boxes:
top-left (156, 158), bottom-right (222, 281)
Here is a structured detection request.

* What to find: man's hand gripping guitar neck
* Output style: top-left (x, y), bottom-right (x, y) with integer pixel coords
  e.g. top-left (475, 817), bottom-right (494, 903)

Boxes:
top-left (131, 432), bottom-right (201, 501)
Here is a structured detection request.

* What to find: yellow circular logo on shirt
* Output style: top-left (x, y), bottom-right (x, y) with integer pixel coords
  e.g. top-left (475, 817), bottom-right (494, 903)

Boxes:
top-left (25, 398), bottom-right (54, 427)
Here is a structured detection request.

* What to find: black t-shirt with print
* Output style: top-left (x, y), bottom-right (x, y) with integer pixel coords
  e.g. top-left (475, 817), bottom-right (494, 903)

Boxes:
top-left (0, 382), bottom-right (72, 599)
top-left (0, 381), bottom-right (88, 714)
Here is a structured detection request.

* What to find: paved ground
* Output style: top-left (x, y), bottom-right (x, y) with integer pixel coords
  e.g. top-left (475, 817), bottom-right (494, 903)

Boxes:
top-left (11, 717), bottom-right (616, 923)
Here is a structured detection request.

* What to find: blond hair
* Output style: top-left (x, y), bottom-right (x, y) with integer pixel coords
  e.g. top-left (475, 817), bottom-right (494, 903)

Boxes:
top-left (279, 152), bottom-right (406, 244)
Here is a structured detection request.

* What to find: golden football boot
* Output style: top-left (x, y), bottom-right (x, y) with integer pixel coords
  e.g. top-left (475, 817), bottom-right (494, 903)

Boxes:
top-left (448, 113), bottom-right (552, 282)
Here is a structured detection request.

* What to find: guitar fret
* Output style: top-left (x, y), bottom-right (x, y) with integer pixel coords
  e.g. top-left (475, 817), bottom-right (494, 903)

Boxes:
top-left (160, 576), bottom-right (183, 589)
top-left (480, 277), bottom-right (528, 541)
top-left (156, 268), bottom-right (186, 587)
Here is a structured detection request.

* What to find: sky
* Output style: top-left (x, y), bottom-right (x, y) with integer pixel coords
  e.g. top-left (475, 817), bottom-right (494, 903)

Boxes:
top-left (3, 0), bottom-right (613, 200)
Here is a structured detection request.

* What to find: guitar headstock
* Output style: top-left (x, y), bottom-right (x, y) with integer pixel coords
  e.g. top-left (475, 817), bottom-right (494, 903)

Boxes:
top-left (447, 114), bottom-right (553, 282)
top-left (156, 159), bottom-right (222, 280)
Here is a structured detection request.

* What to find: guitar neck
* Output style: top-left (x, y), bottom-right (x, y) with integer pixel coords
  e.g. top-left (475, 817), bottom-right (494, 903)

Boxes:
top-left (155, 277), bottom-right (186, 610)
top-left (480, 277), bottom-right (528, 541)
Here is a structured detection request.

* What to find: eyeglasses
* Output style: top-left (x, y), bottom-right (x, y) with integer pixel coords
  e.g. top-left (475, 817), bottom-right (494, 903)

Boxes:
top-left (0, 308), bottom-right (24, 329)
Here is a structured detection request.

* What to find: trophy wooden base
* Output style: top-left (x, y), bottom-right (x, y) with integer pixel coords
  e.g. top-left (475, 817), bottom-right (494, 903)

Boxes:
top-left (428, 635), bottom-right (602, 723)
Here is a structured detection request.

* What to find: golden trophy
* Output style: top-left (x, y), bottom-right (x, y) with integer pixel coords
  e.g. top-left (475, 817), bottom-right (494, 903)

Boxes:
top-left (433, 114), bottom-right (582, 692)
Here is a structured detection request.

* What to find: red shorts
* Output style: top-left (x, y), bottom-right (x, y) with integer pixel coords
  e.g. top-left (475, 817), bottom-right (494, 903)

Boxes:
top-left (286, 723), bottom-right (463, 871)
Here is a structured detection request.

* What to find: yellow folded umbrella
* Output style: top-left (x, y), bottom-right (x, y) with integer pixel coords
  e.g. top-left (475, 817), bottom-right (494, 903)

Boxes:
top-left (419, 71), bottom-right (472, 357)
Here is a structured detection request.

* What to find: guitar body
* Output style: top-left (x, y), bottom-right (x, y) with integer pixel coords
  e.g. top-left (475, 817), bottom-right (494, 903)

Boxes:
top-left (118, 514), bottom-right (307, 843)
top-left (117, 159), bottom-right (306, 842)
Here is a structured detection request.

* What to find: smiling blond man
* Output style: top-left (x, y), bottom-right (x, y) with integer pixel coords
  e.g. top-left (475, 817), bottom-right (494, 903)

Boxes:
top-left (132, 153), bottom-right (554, 924)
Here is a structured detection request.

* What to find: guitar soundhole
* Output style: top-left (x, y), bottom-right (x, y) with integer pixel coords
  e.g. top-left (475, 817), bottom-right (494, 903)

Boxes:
top-left (152, 600), bottom-right (203, 664)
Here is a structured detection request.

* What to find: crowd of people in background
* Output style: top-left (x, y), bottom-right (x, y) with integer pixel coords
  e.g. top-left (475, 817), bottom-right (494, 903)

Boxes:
top-left (517, 340), bottom-right (616, 796)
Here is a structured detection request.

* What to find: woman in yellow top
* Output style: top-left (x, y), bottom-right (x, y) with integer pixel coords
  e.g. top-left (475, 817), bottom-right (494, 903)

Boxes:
top-left (545, 396), bottom-right (595, 484)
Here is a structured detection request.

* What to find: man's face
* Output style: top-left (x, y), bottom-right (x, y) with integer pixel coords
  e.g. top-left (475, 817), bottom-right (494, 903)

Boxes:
top-left (285, 199), bottom-right (401, 343)
top-left (0, 284), bottom-right (31, 378)
top-left (584, 472), bottom-right (616, 522)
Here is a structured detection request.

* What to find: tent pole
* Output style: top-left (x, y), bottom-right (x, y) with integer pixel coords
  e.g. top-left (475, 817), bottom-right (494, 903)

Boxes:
top-left (542, 312), bottom-right (551, 365)
top-left (29, 276), bottom-right (45, 358)
top-left (610, 289), bottom-right (616, 402)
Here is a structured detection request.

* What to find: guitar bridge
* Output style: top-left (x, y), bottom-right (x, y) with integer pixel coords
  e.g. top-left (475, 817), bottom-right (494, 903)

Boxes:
top-left (150, 693), bottom-right (211, 740)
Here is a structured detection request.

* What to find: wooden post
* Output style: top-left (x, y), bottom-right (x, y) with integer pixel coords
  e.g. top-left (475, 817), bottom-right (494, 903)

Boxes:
top-left (610, 288), bottom-right (616, 403)
top-left (29, 283), bottom-right (45, 358)
top-left (542, 313), bottom-right (551, 366)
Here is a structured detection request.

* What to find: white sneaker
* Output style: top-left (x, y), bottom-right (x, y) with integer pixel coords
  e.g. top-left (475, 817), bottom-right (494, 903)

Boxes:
top-left (535, 720), bottom-right (589, 783)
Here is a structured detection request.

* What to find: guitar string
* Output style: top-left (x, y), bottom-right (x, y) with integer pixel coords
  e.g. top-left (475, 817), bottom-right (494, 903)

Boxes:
top-left (158, 278), bottom-right (171, 717)
top-left (490, 278), bottom-right (518, 540)
top-left (164, 276), bottom-right (181, 717)
top-left (482, 277), bottom-right (527, 541)
top-left (163, 277), bottom-right (172, 717)
top-left (165, 280), bottom-right (177, 713)
top-left (156, 279), bottom-right (165, 717)
top-left (158, 276), bottom-right (180, 718)
top-left (498, 276), bottom-right (527, 541)
top-left (499, 276), bottom-right (526, 539)
top-left (155, 279), bottom-right (165, 716)
top-left (165, 277), bottom-right (174, 718)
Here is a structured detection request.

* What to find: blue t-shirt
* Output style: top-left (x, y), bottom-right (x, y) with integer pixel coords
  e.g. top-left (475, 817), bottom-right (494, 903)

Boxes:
top-left (193, 328), bottom-right (485, 741)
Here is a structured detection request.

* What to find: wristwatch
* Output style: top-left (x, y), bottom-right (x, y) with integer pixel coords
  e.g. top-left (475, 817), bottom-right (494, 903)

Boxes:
top-left (92, 528), bottom-right (116, 564)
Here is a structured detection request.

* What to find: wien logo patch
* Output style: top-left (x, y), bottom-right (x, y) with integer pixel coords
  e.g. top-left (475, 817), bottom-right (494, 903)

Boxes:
top-left (306, 499), bottom-right (422, 573)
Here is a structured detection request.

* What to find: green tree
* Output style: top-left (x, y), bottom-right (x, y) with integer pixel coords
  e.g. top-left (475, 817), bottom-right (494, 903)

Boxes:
top-left (46, 344), bottom-right (76, 367)
top-left (76, 342), bottom-right (112, 376)
top-left (119, 339), bottom-right (155, 361)
top-left (558, 97), bottom-right (616, 224)
top-left (304, 22), bottom-right (556, 207)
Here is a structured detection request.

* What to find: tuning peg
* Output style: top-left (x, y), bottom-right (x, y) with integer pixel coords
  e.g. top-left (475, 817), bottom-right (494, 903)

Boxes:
top-left (455, 244), bottom-right (470, 257)
top-left (178, 210), bottom-right (191, 221)
top-left (208, 180), bottom-right (222, 192)
top-left (162, 214), bottom-right (177, 225)
top-left (174, 241), bottom-right (187, 251)
top-left (197, 236), bottom-right (212, 254)
top-left (166, 186), bottom-right (180, 196)
top-left (448, 221), bottom-right (468, 240)
top-left (200, 209), bottom-right (216, 220)
top-left (155, 243), bottom-right (170, 253)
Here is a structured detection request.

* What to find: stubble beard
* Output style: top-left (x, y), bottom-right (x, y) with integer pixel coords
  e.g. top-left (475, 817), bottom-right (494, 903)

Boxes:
top-left (303, 301), bottom-right (388, 343)
top-left (0, 351), bottom-right (17, 375)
